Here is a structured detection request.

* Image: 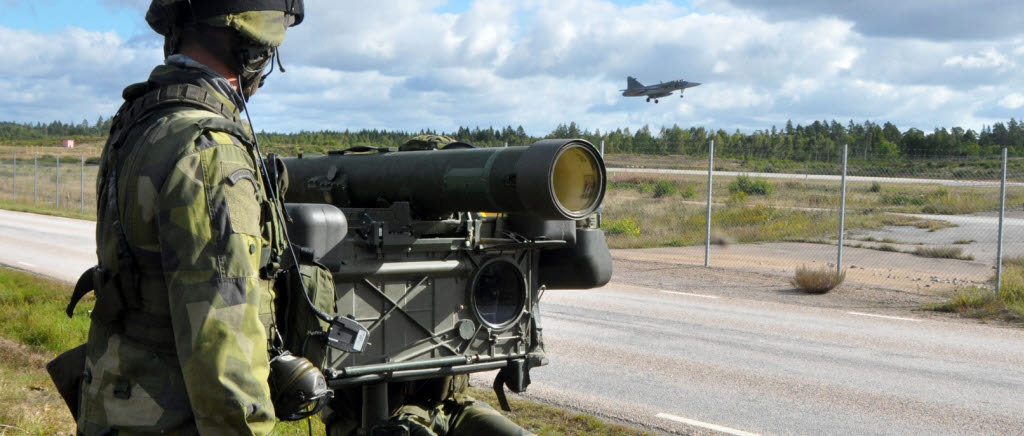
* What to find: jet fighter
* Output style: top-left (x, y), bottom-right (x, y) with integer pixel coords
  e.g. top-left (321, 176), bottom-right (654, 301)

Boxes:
top-left (621, 76), bottom-right (701, 103)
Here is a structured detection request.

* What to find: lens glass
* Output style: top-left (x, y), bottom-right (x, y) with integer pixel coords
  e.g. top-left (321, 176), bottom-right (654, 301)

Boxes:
top-left (552, 145), bottom-right (601, 214)
top-left (472, 260), bottom-right (526, 328)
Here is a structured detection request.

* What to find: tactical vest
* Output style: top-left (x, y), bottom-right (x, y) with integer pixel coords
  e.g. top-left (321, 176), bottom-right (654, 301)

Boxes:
top-left (67, 82), bottom-right (285, 349)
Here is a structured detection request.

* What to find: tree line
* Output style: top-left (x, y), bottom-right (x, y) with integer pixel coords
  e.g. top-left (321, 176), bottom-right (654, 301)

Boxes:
top-left (3, 118), bottom-right (1024, 161)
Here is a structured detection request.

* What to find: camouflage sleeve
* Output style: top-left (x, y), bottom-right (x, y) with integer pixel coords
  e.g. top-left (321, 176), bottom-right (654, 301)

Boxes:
top-left (157, 130), bottom-right (276, 435)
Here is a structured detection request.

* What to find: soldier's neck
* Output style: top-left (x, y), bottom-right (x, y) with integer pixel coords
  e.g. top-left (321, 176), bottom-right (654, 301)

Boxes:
top-left (179, 44), bottom-right (240, 92)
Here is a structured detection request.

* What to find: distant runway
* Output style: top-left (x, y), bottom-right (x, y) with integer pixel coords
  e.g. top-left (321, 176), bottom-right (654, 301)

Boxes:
top-left (608, 167), bottom-right (1024, 188)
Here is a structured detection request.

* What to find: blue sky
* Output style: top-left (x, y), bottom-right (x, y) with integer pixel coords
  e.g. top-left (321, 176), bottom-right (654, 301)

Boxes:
top-left (1, 0), bottom-right (1022, 135)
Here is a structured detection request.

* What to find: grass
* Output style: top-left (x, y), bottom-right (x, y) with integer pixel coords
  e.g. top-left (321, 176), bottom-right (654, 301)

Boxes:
top-left (0, 266), bottom-right (645, 435)
top-left (728, 175), bottom-right (774, 196)
top-left (912, 247), bottom-right (975, 261)
top-left (927, 255), bottom-right (1024, 323)
top-left (467, 387), bottom-right (651, 436)
top-left (791, 265), bottom-right (846, 294)
top-left (0, 199), bottom-right (95, 221)
top-left (602, 189), bottom-right (953, 249)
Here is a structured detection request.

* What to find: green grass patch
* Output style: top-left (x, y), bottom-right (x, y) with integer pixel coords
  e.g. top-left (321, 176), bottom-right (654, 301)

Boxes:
top-left (927, 255), bottom-right (1024, 323)
top-left (0, 267), bottom-right (93, 353)
top-left (875, 244), bottom-right (900, 252)
top-left (0, 200), bottom-right (96, 221)
top-left (728, 175), bottom-right (774, 196)
top-left (912, 247), bottom-right (974, 261)
top-left (604, 217), bottom-right (641, 236)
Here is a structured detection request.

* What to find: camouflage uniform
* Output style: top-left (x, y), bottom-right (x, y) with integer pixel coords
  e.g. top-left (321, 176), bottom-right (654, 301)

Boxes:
top-left (324, 376), bottom-right (534, 436)
top-left (73, 7), bottom-right (297, 435)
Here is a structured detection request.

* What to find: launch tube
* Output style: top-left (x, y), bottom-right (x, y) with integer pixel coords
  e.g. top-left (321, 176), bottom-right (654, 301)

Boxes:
top-left (281, 139), bottom-right (606, 220)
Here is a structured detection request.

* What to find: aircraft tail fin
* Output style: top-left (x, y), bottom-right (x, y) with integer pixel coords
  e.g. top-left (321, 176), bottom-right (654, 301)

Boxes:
top-left (627, 76), bottom-right (644, 89)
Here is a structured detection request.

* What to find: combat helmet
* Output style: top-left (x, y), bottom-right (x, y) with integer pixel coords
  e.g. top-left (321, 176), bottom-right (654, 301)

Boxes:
top-left (146, 0), bottom-right (304, 98)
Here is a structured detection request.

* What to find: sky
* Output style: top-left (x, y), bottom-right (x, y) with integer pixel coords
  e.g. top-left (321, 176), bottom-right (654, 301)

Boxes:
top-left (1, 0), bottom-right (1022, 136)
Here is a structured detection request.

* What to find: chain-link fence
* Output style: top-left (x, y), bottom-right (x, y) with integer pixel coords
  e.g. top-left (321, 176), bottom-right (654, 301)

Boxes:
top-left (602, 142), bottom-right (1024, 294)
top-left (4, 144), bottom-right (1022, 295)
top-left (0, 153), bottom-right (99, 217)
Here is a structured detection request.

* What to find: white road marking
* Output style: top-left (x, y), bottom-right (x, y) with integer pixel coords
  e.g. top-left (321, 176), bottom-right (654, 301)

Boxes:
top-left (656, 413), bottom-right (761, 436)
top-left (661, 290), bottom-right (720, 299)
top-left (847, 312), bottom-right (922, 322)
top-left (17, 261), bottom-right (36, 268)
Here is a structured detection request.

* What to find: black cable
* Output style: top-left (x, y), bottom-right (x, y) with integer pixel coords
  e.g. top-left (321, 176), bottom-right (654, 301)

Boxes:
top-left (236, 73), bottom-right (334, 325)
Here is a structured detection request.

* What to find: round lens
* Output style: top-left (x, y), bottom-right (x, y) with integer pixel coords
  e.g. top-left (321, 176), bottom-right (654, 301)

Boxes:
top-left (552, 144), bottom-right (602, 215)
top-left (470, 260), bottom-right (526, 329)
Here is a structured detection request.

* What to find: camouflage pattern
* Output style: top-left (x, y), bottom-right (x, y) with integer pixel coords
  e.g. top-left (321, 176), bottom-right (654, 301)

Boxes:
top-left (203, 11), bottom-right (294, 47)
top-left (147, 0), bottom-right (295, 56)
top-left (78, 62), bottom-right (283, 435)
top-left (323, 376), bottom-right (534, 436)
top-left (399, 134), bottom-right (456, 151)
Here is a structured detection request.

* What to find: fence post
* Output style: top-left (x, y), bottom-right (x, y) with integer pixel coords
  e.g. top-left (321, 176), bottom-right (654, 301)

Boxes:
top-left (56, 155), bottom-right (60, 209)
top-left (600, 139), bottom-right (605, 157)
top-left (81, 155), bottom-right (86, 214)
top-left (11, 152), bottom-right (16, 202)
top-left (704, 139), bottom-right (715, 268)
top-left (33, 154), bottom-right (37, 205)
top-left (837, 144), bottom-right (849, 275)
top-left (996, 147), bottom-right (1008, 294)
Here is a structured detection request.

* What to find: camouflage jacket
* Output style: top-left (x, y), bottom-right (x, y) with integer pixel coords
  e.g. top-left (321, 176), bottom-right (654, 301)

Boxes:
top-left (78, 60), bottom-right (283, 435)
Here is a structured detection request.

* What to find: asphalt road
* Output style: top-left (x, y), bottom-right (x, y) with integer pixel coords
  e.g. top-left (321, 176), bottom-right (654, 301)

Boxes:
top-left (3, 209), bottom-right (1023, 435)
top-left (494, 284), bottom-right (1024, 435)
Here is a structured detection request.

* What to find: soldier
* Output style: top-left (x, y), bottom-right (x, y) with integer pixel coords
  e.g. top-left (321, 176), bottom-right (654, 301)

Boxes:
top-left (55, 1), bottom-right (303, 434)
top-left (47, 1), bottom-right (536, 434)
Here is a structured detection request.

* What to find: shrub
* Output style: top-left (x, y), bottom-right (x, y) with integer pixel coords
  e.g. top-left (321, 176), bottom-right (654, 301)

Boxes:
top-left (604, 217), bottom-right (641, 236)
top-left (912, 247), bottom-right (974, 260)
top-left (868, 182), bottom-right (882, 193)
top-left (726, 191), bottom-right (747, 207)
top-left (680, 184), bottom-right (697, 199)
top-left (791, 265), bottom-right (845, 294)
top-left (728, 175), bottom-right (774, 196)
top-left (652, 180), bottom-right (677, 198)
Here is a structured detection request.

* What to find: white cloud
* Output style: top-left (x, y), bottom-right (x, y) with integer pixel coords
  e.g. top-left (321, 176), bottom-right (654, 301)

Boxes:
top-left (0, 25), bottom-right (160, 123)
top-left (2, 0), bottom-right (1024, 136)
top-left (943, 48), bottom-right (1014, 70)
top-left (999, 93), bottom-right (1024, 110)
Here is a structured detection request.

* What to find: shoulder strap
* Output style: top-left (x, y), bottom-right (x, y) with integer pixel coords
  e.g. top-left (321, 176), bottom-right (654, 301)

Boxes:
top-left (109, 83), bottom-right (247, 151)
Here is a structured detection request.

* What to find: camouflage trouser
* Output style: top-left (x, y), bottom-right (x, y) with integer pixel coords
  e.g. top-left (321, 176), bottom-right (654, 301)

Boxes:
top-left (325, 387), bottom-right (534, 436)
top-left (389, 398), bottom-right (533, 436)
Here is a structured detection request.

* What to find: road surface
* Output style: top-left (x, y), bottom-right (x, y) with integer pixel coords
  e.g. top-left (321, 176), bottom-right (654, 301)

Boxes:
top-left (2, 209), bottom-right (1023, 435)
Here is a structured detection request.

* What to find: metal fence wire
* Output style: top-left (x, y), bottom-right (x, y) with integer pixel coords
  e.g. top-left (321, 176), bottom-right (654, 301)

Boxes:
top-left (1, 153), bottom-right (98, 215)
top-left (1, 144), bottom-right (1020, 295)
top-left (602, 143), bottom-right (1019, 294)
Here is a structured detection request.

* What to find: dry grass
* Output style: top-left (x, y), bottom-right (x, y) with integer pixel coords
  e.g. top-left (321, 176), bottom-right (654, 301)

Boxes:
top-left (912, 247), bottom-right (975, 261)
top-left (791, 265), bottom-right (846, 294)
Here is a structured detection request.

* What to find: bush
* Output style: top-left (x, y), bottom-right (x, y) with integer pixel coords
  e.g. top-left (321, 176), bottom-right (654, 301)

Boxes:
top-left (868, 182), bottom-right (882, 193)
top-left (652, 180), bottom-right (677, 198)
top-left (728, 175), bottom-right (774, 196)
top-left (680, 184), bottom-right (697, 199)
top-left (791, 265), bottom-right (845, 294)
top-left (912, 247), bottom-right (974, 260)
top-left (604, 217), bottom-right (641, 236)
